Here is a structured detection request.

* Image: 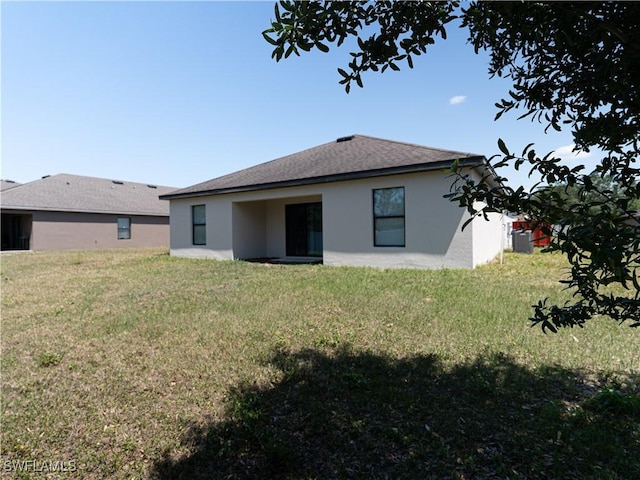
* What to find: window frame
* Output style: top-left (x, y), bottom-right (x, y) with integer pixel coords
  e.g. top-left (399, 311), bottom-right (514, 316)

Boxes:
top-left (192, 204), bottom-right (206, 246)
top-left (117, 217), bottom-right (131, 240)
top-left (372, 187), bottom-right (406, 247)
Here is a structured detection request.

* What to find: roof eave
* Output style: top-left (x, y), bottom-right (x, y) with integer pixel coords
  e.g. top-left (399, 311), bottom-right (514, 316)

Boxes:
top-left (0, 205), bottom-right (169, 216)
top-left (160, 156), bottom-right (487, 200)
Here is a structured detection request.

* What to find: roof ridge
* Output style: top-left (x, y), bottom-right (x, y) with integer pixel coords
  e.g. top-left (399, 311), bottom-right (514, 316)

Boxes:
top-left (352, 134), bottom-right (481, 158)
top-left (20, 173), bottom-right (177, 190)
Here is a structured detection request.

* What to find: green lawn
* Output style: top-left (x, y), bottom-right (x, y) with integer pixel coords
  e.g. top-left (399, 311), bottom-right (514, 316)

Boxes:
top-left (1, 248), bottom-right (638, 479)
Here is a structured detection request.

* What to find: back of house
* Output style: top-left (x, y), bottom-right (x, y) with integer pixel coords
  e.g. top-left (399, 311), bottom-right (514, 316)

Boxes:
top-left (160, 135), bottom-right (506, 269)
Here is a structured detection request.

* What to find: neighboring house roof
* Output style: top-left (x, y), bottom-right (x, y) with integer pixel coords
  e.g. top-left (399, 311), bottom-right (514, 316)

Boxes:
top-left (1, 180), bottom-right (21, 191)
top-left (1, 174), bottom-right (178, 216)
top-left (161, 134), bottom-right (488, 200)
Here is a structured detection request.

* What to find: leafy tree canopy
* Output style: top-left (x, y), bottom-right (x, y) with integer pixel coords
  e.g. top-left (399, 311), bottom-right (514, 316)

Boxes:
top-left (537, 174), bottom-right (640, 218)
top-left (264, 1), bottom-right (640, 331)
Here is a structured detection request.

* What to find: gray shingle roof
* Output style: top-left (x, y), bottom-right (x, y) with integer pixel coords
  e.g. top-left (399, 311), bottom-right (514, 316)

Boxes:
top-left (161, 135), bottom-right (486, 200)
top-left (1, 174), bottom-right (178, 216)
top-left (1, 180), bottom-right (21, 191)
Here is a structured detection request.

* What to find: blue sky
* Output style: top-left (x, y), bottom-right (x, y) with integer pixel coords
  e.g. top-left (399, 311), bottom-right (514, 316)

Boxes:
top-left (2, 1), bottom-right (595, 190)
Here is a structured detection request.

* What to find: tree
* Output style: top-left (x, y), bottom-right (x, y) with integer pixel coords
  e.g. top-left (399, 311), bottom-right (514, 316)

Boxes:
top-left (537, 174), bottom-right (640, 218)
top-left (263, 1), bottom-right (640, 331)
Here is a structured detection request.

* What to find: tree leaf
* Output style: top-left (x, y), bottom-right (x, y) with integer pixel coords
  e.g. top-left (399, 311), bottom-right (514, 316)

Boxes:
top-left (497, 138), bottom-right (509, 155)
top-left (262, 32), bottom-right (278, 46)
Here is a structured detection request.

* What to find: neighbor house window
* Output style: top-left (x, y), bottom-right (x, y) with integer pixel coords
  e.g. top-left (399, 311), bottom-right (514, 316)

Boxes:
top-left (192, 205), bottom-right (206, 245)
top-left (117, 217), bottom-right (131, 240)
top-left (373, 187), bottom-right (405, 247)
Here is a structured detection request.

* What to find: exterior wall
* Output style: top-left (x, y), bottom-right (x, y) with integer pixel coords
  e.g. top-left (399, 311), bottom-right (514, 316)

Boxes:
top-left (321, 173), bottom-right (474, 269)
top-left (265, 199), bottom-right (283, 257)
top-left (168, 197), bottom-right (234, 259)
top-left (471, 208), bottom-right (505, 267)
top-left (25, 211), bottom-right (169, 251)
top-left (232, 201), bottom-right (266, 259)
top-left (168, 170), bottom-right (502, 269)
top-left (169, 193), bottom-right (323, 260)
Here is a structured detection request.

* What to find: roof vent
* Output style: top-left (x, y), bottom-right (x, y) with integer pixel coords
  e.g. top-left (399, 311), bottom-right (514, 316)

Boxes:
top-left (147, 184), bottom-right (157, 189)
top-left (112, 180), bottom-right (124, 185)
top-left (336, 135), bottom-right (355, 143)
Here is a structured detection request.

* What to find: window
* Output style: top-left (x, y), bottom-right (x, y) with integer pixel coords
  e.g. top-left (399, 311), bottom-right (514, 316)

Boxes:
top-left (117, 217), bottom-right (131, 240)
top-left (192, 205), bottom-right (206, 245)
top-left (373, 187), bottom-right (405, 247)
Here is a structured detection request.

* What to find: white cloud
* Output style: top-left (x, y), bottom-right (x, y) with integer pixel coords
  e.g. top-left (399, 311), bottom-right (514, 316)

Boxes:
top-left (449, 95), bottom-right (467, 105)
top-left (552, 144), bottom-right (592, 161)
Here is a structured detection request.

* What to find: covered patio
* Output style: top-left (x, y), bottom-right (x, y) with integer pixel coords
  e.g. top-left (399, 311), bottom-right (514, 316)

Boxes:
top-left (231, 194), bottom-right (323, 262)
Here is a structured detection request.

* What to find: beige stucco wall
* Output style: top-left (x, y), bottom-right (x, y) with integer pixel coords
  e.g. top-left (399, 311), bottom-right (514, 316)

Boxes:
top-left (168, 170), bottom-right (501, 269)
top-left (471, 207), bottom-right (506, 267)
top-left (28, 211), bottom-right (169, 251)
top-left (320, 173), bottom-right (474, 268)
top-left (232, 201), bottom-right (266, 259)
top-left (168, 198), bottom-right (234, 259)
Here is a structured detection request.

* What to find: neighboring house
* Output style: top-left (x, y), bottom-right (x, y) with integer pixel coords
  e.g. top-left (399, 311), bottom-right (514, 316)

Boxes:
top-left (161, 135), bottom-right (506, 269)
top-left (1, 174), bottom-right (177, 251)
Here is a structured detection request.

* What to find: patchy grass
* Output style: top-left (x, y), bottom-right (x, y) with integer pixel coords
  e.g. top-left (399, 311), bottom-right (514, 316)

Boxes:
top-left (1, 248), bottom-right (638, 479)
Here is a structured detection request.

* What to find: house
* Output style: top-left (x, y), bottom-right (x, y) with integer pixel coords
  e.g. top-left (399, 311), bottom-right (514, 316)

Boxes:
top-left (160, 135), bottom-right (506, 269)
top-left (1, 174), bottom-right (177, 251)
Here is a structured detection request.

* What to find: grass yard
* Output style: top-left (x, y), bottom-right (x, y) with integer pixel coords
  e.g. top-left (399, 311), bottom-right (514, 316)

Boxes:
top-left (1, 248), bottom-right (639, 479)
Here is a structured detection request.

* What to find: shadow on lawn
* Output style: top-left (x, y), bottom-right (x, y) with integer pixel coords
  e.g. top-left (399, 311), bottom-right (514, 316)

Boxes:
top-left (151, 346), bottom-right (639, 480)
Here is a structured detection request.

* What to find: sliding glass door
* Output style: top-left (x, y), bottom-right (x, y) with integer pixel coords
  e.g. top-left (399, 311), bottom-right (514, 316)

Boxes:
top-left (285, 202), bottom-right (322, 257)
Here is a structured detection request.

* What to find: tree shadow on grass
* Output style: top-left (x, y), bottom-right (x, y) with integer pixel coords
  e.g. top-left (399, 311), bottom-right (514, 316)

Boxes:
top-left (151, 346), bottom-right (639, 479)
